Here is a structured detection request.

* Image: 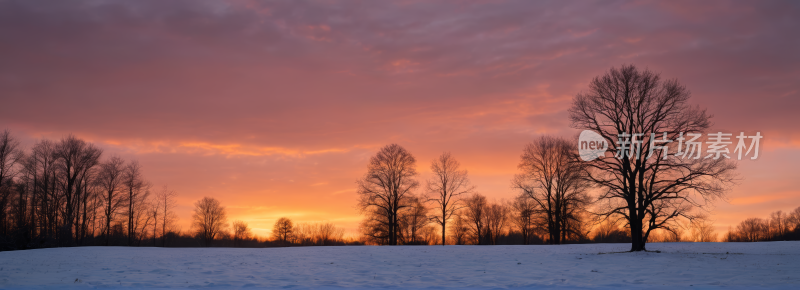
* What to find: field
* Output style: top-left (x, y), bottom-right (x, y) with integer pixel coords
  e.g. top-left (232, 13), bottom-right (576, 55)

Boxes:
top-left (1, 242), bottom-right (799, 289)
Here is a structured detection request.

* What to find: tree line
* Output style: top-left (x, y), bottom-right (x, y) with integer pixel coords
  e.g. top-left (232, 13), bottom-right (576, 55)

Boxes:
top-left (188, 197), bottom-right (358, 247)
top-left (0, 131), bottom-right (180, 250)
top-left (0, 131), bottom-right (361, 250)
top-left (723, 207), bottom-right (800, 242)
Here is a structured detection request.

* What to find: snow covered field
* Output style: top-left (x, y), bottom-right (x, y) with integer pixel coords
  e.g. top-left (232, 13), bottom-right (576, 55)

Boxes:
top-left (1, 242), bottom-right (799, 289)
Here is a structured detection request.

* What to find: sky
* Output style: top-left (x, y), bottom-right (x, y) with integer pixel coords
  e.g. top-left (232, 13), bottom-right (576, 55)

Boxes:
top-left (1, 0), bottom-right (799, 238)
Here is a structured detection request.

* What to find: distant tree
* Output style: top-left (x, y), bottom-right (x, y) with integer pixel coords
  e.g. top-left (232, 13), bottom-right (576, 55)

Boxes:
top-left (97, 156), bottom-right (126, 246)
top-left (317, 222), bottom-right (344, 246)
top-left (273, 217), bottom-right (293, 245)
top-left (292, 222), bottom-right (315, 245)
top-left (569, 64), bottom-right (738, 251)
top-left (232, 220), bottom-right (252, 246)
top-left (464, 193), bottom-right (487, 245)
top-left (399, 195), bottom-right (429, 244)
top-left (25, 140), bottom-right (58, 242)
top-left (788, 206), bottom-right (800, 233)
top-left (148, 198), bottom-right (159, 246)
top-left (484, 202), bottom-right (508, 245)
top-left (508, 195), bottom-right (537, 245)
top-left (768, 210), bottom-right (789, 240)
top-left (448, 213), bottom-right (469, 245)
top-left (53, 135), bottom-right (102, 245)
top-left (418, 225), bottom-right (439, 245)
top-left (689, 218), bottom-right (717, 242)
top-left (592, 219), bottom-right (630, 243)
top-left (736, 217), bottom-right (767, 242)
top-left (192, 197), bottom-right (228, 246)
top-left (122, 161), bottom-right (148, 245)
top-left (512, 136), bottom-right (590, 244)
top-left (0, 130), bottom-right (24, 237)
top-left (357, 144), bottom-right (419, 245)
top-left (426, 152), bottom-right (474, 246)
top-left (154, 185), bottom-right (178, 246)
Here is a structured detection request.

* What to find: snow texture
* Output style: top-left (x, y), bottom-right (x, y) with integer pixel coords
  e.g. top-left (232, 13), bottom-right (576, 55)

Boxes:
top-left (1, 242), bottom-right (799, 289)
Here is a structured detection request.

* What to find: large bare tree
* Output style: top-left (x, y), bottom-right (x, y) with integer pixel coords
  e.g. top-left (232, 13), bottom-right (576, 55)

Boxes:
top-left (97, 156), bottom-right (126, 246)
top-left (53, 135), bottom-right (102, 245)
top-left (357, 144), bottom-right (419, 245)
top-left (569, 64), bottom-right (737, 251)
top-left (512, 136), bottom-right (590, 244)
top-left (426, 152), bottom-right (474, 246)
top-left (192, 196), bottom-right (228, 246)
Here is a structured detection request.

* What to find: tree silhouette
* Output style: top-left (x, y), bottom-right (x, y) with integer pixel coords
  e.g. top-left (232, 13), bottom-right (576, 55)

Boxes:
top-left (192, 197), bottom-right (227, 246)
top-left (357, 144), bottom-right (419, 245)
top-left (426, 152), bottom-right (473, 246)
top-left (273, 217), bottom-right (293, 246)
top-left (569, 64), bottom-right (737, 251)
top-left (512, 136), bottom-right (590, 244)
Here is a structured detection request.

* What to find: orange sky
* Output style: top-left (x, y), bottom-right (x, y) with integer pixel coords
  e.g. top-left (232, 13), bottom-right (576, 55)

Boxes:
top-left (1, 0), bottom-right (799, 238)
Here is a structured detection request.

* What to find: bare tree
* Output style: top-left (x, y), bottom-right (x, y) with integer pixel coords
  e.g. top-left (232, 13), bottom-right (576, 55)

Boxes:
top-left (357, 144), bottom-right (419, 245)
top-left (97, 156), bottom-right (126, 246)
top-left (736, 217), bottom-right (768, 242)
top-left (464, 193), bottom-right (487, 245)
top-left (292, 222), bottom-right (315, 245)
top-left (512, 136), bottom-right (590, 244)
top-left (317, 222), bottom-right (344, 246)
top-left (232, 220), bottom-right (252, 246)
top-left (426, 152), bottom-right (473, 246)
top-left (399, 195), bottom-right (429, 244)
top-left (0, 130), bottom-right (24, 237)
top-left (768, 210), bottom-right (789, 240)
top-left (273, 217), bottom-right (293, 245)
top-left (593, 219), bottom-right (629, 243)
top-left (569, 64), bottom-right (738, 251)
top-left (448, 213), bottom-right (469, 245)
top-left (154, 185), bottom-right (178, 246)
top-left (148, 198), bottom-right (159, 246)
top-left (192, 197), bottom-right (228, 246)
top-left (484, 202), bottom-right (508, 245)
top-left (788, 206), bottom-right (800, 233)
top-left (26, 140), bottom-right (59, 241)
top-left (509, 194), bottom-right (537, 245)
top-left (689, 218), bottom-right (717, 242)
top-left (54, 135), bottom-right (102, 245)
top-left (122, 160), bottom-right (148, 245)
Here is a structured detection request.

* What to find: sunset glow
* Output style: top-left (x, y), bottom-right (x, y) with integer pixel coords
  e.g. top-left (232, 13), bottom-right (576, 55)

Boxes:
top-left (2, 0), bottom-right (799, 239)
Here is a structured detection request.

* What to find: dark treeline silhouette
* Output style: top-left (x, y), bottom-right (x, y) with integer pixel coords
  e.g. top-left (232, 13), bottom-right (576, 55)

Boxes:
top-left (724, 207), bottom-right (800, 242)
top-left (0, 130), bottom-right (186, 251)
top-left (0, 131), bottom-right (361, 251)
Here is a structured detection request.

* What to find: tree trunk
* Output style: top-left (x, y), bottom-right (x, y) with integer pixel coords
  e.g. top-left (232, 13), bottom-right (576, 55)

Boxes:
top-left (441, 223), bottom-right (446, 246)
top-left (629, 208), bottom-right (645, 251)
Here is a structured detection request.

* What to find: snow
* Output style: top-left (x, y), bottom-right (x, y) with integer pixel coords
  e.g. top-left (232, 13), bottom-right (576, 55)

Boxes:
top-left (1, 242), bottom-right (799, 289)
